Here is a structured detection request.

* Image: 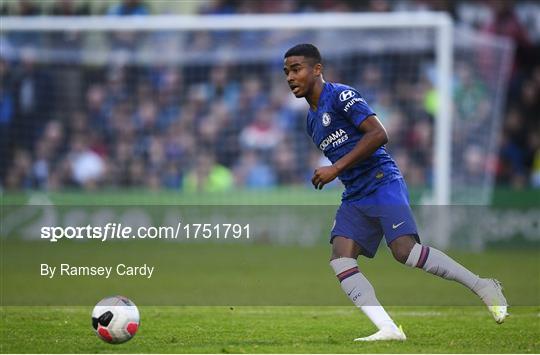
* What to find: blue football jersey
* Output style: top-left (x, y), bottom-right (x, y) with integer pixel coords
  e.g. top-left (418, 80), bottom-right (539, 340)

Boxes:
top-left (306, 82), bottom-right (402, 200)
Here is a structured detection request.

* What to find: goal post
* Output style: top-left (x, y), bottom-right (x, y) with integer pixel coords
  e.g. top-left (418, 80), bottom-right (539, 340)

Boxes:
top-left (434, 15), bottom-right (453, 207)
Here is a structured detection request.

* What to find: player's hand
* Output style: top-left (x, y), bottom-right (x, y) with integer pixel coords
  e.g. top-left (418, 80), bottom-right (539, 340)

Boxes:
top-left (311, 165), bottom-right (339, 190)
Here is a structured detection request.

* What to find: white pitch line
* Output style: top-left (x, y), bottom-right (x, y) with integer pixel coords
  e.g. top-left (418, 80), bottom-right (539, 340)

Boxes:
top-left (391, 311), bottom-right (443, 316)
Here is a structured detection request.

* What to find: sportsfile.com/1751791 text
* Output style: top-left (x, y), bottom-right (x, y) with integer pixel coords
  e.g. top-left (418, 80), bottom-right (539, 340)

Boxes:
top-left (40, 222), bottom-right (250, 242)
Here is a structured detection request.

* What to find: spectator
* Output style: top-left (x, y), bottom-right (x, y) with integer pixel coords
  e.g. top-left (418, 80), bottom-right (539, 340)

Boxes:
top-left (127, 159), bottom-right (146, 187)
top-left (234, 149), bottom-right (277, 188)
top-left (50, 0), bottom-right (89, 15)
top-left (454, 63), bottom-right (489, 122)
top-left (203, 65), bottom-right (240, 111)
top-left (31, 120), bottom-right (64, 188)
top-left (106, 1), bottom-right (150, 53)
top-left (5, 149), bottom-right (33, 189)
top-left (239, 76), bottom-right (268, 114)
top-left (239, 106), bottom-right (283, 152)
top-left (162, 161), bottom-right (182, 189)
top-left (198, 0), bottom-right (236, 15)
top-left (16, 0), bottom-right (39, 16)
top-left (498, 108), bottom-right (528, 187)
top-left (48, 0), bottom-right (88, 53)
top-left (197, 101), bottom-right (229, 155)
top-left (154, 69), bottom-right (182, 131)
top-left (108, 138), bottom-right (135, 187)
top-left (531, 137), bottom-right (540, 187)
top-left (107, 0), bottom-right (149, 16)
top-left (483, 0), bottom-right (534, 102)
top-left (12, 47), bottom-right (53, 149)
top-left (183, 152), bottom-right (234, 193)
top-left (273, 142), bottom-right (302, 185)
top-left (356, 64), bottom-right (385, 105)
top-left (86, 84), bottom-right (110, 135)
top-left (0, 57), bottom-right (14, 179)
top-left (68, 135), bottom-right (106, 189)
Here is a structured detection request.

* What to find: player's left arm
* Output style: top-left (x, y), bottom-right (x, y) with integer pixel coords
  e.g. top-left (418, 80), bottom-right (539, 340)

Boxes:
top-left (311, 115), bottom-right (388, 189)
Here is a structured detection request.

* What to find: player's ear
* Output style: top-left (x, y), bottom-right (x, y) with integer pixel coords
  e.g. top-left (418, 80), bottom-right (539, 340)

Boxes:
top-left (313, 63), bottom-right (323, 76)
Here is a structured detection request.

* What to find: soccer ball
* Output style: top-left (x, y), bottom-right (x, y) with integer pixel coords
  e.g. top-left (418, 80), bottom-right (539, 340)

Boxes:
top-left (91, 296), bottom-right (140, 344)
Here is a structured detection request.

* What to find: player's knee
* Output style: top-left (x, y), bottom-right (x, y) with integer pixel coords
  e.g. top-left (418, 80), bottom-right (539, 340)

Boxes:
top-left (391, 247), bottom-right (410, 264)
top-left (330, 236), bottom-right (361, 261)
top-left (389, 235), bottom-right (416, 264)
top-left (330, 250), bottom-right (355, 261)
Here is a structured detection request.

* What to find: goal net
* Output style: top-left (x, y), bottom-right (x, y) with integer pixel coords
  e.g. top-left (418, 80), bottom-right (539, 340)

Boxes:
top-left (1, 13), bottom-right (513, 206)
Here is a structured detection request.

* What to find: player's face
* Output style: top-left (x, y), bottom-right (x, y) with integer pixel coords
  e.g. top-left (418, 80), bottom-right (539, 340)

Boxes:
top-left (283, 56), bottom-right (319, 98)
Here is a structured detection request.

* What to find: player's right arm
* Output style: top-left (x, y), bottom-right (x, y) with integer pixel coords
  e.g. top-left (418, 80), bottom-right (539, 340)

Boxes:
top-left (311, 115), bottom-right (388, 189)
top-left (311, 88), bottom-right (388, 189)
top-left (332, 115), bottom-right (388, 172)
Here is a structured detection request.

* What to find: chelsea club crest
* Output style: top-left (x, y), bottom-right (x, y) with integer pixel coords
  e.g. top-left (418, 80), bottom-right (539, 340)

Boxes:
top-left (322, 112), bottom-right (331, 126)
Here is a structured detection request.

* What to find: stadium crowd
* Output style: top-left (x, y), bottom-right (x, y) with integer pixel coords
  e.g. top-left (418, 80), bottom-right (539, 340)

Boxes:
top-left (1, 0), bottom-right (539, 192)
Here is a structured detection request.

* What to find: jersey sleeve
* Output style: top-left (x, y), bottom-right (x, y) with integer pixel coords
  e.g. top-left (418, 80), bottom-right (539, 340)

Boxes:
top-left (333, 88), bottom-right (376, 127)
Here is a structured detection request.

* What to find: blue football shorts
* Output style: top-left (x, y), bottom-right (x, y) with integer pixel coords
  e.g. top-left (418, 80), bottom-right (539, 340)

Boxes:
top-left (330, 178), bottom-right (420, 258)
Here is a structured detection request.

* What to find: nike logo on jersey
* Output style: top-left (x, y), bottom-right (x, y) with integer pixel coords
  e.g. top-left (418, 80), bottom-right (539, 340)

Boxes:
top-left (392, 221), bottom-right (405, 229)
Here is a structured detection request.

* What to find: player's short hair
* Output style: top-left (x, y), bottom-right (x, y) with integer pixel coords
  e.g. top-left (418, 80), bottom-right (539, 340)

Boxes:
top-left (284, 43), bottom-right (322, 65)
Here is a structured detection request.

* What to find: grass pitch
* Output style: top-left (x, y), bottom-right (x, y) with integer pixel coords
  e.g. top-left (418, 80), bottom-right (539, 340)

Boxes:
top-left (1, 306), bottom-right (539, 353)
top-left (1, 245), bottom-right (539, 353)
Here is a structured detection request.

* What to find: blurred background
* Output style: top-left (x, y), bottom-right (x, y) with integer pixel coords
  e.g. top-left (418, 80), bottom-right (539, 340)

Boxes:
top-left (0, 1), bottom-right (539, 249)
top-left (1, 0), bottom-right (539, 194)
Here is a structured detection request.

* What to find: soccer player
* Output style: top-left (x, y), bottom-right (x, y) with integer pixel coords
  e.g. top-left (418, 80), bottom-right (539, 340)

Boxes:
top-left (283, 44), bottom-right (508, 341)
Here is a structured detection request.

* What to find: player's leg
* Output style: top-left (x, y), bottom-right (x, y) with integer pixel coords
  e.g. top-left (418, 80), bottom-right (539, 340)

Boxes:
top-left (330, 237), bottom-right (405, 341)
top-left (329, 201), bottom-right (405, 341)
top-left (388, 235), bottom-right (508, 323)
top-left (390, 234), bottom-right (482, 289)
top-left (378, 179), bottom-right (508, 323)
